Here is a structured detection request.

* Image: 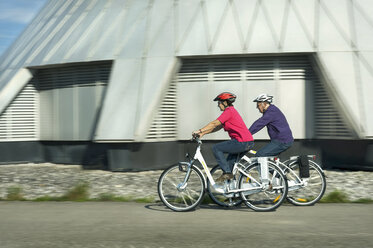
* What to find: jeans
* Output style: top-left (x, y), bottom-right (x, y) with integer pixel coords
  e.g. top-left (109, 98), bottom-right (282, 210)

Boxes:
top-left (255, 139), bottom-right (293, 157)
top-left (212, 140), bottom-right (254, 173)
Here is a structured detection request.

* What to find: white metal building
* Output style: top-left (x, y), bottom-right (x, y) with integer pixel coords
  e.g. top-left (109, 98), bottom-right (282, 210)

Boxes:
top-left (0, 0), bottom-right (372, 170)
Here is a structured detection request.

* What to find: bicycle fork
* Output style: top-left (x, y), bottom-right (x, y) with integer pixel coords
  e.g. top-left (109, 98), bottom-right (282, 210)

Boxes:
top-left (177, 161), bottom-right (194, 191)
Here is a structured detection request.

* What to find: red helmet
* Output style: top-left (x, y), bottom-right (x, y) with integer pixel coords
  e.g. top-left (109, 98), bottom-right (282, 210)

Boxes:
top-left (214, 92), bottom-right (236, 103)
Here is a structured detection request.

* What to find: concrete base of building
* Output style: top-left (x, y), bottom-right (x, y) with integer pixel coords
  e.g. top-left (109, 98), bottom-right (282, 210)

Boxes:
top-left (0, 139), bottom-right (372, 171)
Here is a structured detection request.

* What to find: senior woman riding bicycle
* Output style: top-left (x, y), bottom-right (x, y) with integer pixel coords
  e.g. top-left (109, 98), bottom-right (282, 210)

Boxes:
top-left (192, 92), bottom-right (254, 183)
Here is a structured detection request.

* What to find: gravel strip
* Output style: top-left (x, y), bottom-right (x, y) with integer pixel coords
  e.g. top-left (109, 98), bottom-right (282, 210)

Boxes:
top-left (0, 163), bottom-right (372, 201)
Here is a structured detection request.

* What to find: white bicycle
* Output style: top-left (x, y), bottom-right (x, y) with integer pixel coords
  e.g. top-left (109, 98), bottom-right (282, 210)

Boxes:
top-left (157, 136), bottom-right (288, 212)
top-left (278, 155), bottom-right (326, 206)
top-left (209, 151), bottom-right (326, 207)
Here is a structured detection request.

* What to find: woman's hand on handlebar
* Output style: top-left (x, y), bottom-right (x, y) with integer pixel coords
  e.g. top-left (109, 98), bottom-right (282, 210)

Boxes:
top-left (192, 130), bottom-right (203, 139)
top-left (191, 132), bottom-right (203, 144)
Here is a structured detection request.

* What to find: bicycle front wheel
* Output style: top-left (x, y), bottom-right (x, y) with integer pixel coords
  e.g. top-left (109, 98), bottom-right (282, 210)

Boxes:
top-left (285, 161), bottom-right (326, 206)
top-left (239, 162), bottom-right (288, 212)
top-left (207, 165), bottom-right (243, 207)
top-left (158, 164), bottom-right (205, 212)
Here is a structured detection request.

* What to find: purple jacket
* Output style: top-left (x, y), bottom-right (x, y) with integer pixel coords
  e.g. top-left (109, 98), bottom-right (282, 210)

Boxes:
top-left (249, 105), bottom-right (294, 143)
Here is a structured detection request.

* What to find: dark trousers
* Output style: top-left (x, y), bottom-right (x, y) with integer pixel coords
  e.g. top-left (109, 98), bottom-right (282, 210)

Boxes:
top-left (255, 139), bottom-right (293, 157)
top-left (212, 140), bottom-right (254, 173)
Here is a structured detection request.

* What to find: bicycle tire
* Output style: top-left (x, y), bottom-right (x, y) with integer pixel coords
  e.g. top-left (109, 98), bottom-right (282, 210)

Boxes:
top-left (206, 165), bottom-right (243, 207)
top-left (285, 160), bottom-right (326, 206)
top-left (158, 164), bottom-right (205, 212)
top-left (238, 162), bottom-right (288, 212)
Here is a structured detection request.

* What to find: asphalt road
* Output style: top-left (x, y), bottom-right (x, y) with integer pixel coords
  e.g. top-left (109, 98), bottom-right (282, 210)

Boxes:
top-left (0, 202), bottom-right (372, 248)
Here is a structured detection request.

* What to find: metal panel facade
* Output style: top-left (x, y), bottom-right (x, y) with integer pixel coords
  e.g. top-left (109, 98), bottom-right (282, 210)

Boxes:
top-left (35, 61), bottom-right (111, 140)
top-left (0, 83), bottom-right (38, 141)
top-left (0, 0), bottom-right (372, 141)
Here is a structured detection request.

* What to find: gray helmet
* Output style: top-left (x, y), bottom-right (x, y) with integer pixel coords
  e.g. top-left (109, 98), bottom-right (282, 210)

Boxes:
top-left (253, 93), bottom-right (273, 103)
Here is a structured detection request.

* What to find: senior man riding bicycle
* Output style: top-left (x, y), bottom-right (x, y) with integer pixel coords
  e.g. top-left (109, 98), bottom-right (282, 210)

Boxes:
top-left (192, 92), bottom-right (254, 183)
top-left (249, 93), bottom-right (294, 157)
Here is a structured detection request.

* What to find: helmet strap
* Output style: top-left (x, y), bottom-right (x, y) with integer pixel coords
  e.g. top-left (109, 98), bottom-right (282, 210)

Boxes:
top-left (222, 101), bottom-right (230, 109)
top-left (219, 101), bottom-right (229, 110)
top-left (263, 102), bottom-right (270, 112)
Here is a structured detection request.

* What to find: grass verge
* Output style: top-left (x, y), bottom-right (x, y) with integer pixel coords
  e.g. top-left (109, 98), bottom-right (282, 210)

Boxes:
top-left (6, 186), bottom-right (25, 201)
top-left (1, 186), bottom-right (372, 204)
top-left (320, 189), bottom-right (373, 203)
top-left (0, 183), bottom-right (155, 203)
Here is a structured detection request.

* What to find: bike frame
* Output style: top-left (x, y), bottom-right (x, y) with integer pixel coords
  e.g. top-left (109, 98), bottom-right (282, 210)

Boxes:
top-left (270, 159), bottom-right (304, 190)
top-left (182, 137), bottom-right (275, 194)
top-left (272, 156), bottom-right (325, 191)
top-left (193, 142), bottom-right (216, 186)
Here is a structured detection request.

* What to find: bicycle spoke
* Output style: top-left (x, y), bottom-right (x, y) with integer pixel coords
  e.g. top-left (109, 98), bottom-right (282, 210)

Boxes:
top-left (308, 181), bottom-right (322, 186)
top-left (165, 178), bottom-right (179, 188)
top-left (180, 193), bottom-right (189, 206)
top-left (270, 170), bottom-right (278, 182)
top-left (305, 188), bottom-right (319, 195)
top-left (183, 189), bottom-right (198, 202)
top-left (262, 191), bottom-right (271, 199)
top-left (186, 187), bottom-right (202, 197)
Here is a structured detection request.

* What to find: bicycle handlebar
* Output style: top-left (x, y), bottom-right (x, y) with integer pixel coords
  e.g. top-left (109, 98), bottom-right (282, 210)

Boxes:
top-left (191, 133), bottom-right (202, 145)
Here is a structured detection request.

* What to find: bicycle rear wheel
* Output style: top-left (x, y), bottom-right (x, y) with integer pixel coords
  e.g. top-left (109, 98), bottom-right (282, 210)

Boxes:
top-left (158, 164), bottom-right (205, 212)
top-left (285, 161), bottom-right (326, 206)
top-left (239, 162), bottom-right (288, 212)
top-left (207, 165), bottom-right (243, 207)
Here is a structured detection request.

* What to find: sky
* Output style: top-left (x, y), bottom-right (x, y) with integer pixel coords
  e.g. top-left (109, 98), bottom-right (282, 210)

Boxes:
top-left (0, 0), bottom-right (47, 57)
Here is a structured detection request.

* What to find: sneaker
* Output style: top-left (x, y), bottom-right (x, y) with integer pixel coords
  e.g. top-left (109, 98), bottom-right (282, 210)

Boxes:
top-left (216, 173), bottom-right (234, 183)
